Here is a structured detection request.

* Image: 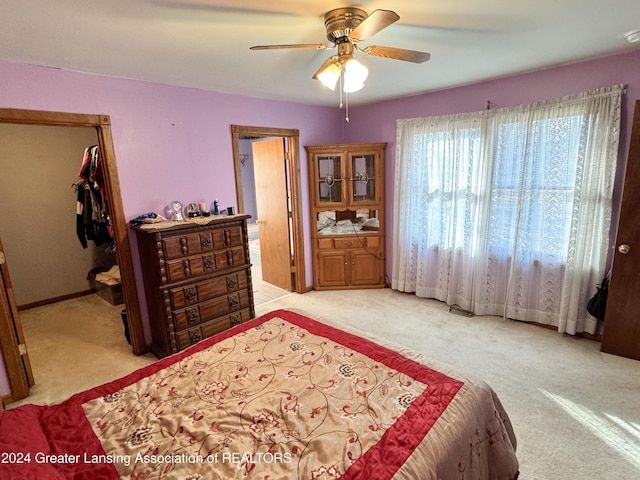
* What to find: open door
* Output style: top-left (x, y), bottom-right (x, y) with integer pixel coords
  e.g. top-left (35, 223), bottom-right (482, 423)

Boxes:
top-left (252, 138), bottom-right (293, 291)
top-left (0, 236), bottom-right (34, 402)
top-left (601, 100), bottom-right (640, 360)
top-left (231, 125), bottom-right (307, 294)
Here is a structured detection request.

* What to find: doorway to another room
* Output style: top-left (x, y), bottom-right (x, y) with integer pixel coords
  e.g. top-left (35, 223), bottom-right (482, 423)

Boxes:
top-left (231, 125), bottom-right (307, 304)
top-left (0, 109), bottom-right (146, 407)
top-left (246, 221), bottom-right (291, 306)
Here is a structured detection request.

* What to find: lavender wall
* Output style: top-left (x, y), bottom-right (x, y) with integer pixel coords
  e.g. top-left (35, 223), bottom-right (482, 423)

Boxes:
top-left (0, 61), bottom-right (341, 396)
top-left (2, 49), bottom-right (640, 397)
top-left (342, 49), bottom-right (640, 278)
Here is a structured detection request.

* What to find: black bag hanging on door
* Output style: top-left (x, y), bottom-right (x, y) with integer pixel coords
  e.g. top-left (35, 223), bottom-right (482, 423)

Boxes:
top-left (587, 273), bottom-right (610, 321)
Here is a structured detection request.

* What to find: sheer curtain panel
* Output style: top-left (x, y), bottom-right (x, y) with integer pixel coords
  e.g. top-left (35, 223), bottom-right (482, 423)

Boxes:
top-left (392, 85), bottom-right (622, 334)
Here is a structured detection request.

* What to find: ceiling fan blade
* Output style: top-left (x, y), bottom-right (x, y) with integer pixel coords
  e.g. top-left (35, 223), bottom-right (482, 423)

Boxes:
top-left (348, 9), bottom-right (400, 43)
top-left (362, 45), bottom-right (430, 63)
top-left (250, 44), bottom-right (329, 51)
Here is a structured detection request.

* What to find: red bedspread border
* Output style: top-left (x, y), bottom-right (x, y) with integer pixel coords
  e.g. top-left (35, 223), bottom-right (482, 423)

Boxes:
top-left (1, 309), bottom-right (465, 480)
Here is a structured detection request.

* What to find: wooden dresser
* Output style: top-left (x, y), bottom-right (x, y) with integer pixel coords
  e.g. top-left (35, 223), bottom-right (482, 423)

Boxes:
top-left (133, 214), bottom-right (255, 358)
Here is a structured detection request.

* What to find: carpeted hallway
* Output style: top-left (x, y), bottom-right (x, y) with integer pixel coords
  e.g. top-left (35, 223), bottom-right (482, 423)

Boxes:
top-left (8, 287), bottom-right (640, 480)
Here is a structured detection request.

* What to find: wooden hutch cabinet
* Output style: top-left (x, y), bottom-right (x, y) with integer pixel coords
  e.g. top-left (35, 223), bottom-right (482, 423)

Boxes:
top-left (306, 143), bottom-right (386, 290)
top-left (133, 215), bottom-right (255, 357)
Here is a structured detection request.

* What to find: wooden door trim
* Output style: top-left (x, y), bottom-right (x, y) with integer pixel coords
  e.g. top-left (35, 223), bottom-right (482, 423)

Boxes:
top-left (0, 108), bottom-right (147, 402)
top-left (0, 237), bottom-right (31, 401)
top-left (231, 125), bottom-right (307, 294)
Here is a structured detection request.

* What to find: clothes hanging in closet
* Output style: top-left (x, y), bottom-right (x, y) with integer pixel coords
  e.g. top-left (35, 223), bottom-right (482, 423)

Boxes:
top-left (75, 145), bottom-right (113, 248)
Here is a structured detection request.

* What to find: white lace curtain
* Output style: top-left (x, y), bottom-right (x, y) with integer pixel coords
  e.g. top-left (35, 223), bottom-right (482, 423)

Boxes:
top-left (392, 85), bottom-right (622, 334)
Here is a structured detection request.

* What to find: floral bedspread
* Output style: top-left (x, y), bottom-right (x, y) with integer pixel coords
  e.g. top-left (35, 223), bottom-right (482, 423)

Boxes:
top-left (0, 309), bottom-right (519, 480)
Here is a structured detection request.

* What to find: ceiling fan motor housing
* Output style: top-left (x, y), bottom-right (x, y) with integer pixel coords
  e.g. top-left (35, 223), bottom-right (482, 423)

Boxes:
top-left (324, 8), bottom-right (367, 43)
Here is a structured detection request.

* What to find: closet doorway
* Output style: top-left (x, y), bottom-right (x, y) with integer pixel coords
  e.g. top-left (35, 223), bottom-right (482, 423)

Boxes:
top-left (0, 108), bottom-right (145, 404)
top-left (231, 125), bottom-right (307, 296)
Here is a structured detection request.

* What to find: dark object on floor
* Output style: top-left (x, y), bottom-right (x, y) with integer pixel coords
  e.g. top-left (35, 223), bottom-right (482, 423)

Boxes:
top-left (121, 309), bottom-right (131, 344)
top-left (587, 274), bottom-right (609, 321)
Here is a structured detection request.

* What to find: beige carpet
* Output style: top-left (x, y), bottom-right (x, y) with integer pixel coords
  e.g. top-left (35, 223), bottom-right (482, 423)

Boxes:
top-left (9, 288), bottom-right (640, 480)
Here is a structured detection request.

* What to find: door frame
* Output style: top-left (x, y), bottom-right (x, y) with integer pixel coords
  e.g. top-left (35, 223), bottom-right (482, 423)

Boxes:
top-left (0, 108), bottom-right (147, 402)
top-left (230, 125), bottom-right (307, 294)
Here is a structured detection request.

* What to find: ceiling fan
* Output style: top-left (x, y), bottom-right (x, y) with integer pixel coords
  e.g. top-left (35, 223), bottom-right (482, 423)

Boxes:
top-left (250, 7), bottom-right (430, 93)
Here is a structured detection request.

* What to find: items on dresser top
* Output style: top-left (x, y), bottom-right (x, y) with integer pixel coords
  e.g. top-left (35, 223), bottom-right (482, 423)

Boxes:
top-left (132, 214), bottom-right (255, 358)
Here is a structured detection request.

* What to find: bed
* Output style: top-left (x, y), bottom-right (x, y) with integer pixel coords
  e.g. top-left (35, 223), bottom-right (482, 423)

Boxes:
top-left (0, 309), bottom-right (518, 479)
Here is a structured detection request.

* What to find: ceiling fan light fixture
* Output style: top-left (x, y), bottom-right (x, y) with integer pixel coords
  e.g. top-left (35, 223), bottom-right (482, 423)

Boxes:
top-left (316, 62), bottom-right (342, 90)
top-left (343, 80), bottom-right (365, 93)
top-left (342, 58), bottom-right (368, 93)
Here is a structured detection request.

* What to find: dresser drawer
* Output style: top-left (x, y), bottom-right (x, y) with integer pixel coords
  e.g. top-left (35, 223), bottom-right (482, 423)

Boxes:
top-left (169, 270), bottom-right (248, 309)
top-left (162, 225), bottom-right (243, 260)
top-left (211, 225), bottom-right (244, 249)
top-left (173, 289), bottom-right (250, 331)
top-left (164, 246), bottom-right (246, 283)
top-left (175, 308), bottom-right (251, 351)
top-left (165, 254), bottom-right (215, 283)
top-left (163, 232), bottom-right (214, 259)
top-left (212, 246), bottom-right (246, 271)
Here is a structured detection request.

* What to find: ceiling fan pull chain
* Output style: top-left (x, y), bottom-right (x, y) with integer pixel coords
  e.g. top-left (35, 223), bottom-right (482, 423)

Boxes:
top-left (345, 92), bottom-right (350, 123)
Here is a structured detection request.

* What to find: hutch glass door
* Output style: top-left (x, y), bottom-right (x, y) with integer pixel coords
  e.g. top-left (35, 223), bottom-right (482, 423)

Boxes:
top-left (317, 154), bottom-right (344, 205)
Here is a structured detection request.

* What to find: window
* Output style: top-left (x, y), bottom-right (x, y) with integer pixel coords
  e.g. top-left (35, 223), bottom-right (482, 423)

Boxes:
top-left (393, 85), bottom-right (622, 334)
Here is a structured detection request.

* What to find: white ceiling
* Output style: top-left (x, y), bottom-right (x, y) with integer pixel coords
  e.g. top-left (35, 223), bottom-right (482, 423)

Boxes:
top-left (1, 0), bottom-right (639, 107)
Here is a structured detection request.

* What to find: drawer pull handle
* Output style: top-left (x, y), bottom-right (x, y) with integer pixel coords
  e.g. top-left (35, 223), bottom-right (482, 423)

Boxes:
top-left (189, 330), bottom-right (202, 345)
top-left (228, 294), bottom-right (240, 309)
top-left (183, 260), bottom-right (191, 276)
top-left (230, 314), bottom-right (241, 326)
top-left (204, 255), bottom-right (215, 270)
top-left (186, 287), bottom-right (197, 303)
top-left (227, 277), bottom-right (238, 290)
top-left (201, 236), bottom-right (212, 248)
top-left (187, 308), bottom-right (200, 325)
